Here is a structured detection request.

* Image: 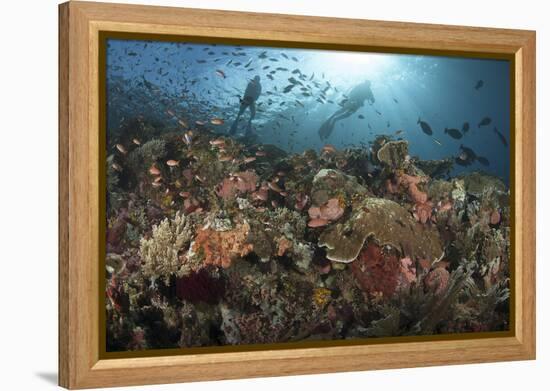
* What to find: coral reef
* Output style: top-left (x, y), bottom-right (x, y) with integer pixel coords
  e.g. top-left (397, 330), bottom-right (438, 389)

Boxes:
top-left (105, 126), bottom-right (510, 352)
top-left (415, 158), bottom-right (454, 179)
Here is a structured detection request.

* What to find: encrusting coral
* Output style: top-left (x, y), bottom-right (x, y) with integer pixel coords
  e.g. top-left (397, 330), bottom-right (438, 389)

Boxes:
top-left (190, 221), bottom-right (253, 269)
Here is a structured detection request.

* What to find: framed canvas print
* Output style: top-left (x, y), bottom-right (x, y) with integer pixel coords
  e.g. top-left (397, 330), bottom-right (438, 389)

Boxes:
top-left (59, 1), bottom-right (536, 389)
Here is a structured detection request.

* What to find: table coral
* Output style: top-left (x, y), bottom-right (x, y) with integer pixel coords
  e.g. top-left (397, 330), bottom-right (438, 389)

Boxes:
top-left (319, 197), bottom-right (443, 263)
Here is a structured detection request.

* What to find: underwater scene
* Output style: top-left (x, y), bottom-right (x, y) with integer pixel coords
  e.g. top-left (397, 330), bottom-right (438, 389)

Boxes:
top-left (105, 38), bottom-right (511, 352)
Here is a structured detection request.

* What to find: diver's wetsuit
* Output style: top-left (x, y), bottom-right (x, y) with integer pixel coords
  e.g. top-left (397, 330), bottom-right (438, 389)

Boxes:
top-left (318, 80), bottom-right (375, 140)
top-left (229, 76), bottom-right (262, 136)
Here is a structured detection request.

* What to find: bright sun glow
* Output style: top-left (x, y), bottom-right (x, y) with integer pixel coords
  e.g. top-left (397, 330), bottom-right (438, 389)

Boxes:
top-left (307, 51), bottom-right (394, 85)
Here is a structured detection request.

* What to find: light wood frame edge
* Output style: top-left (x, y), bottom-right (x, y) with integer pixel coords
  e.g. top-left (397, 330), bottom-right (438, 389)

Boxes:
top-left (59, 1), bottom-right (536, 389)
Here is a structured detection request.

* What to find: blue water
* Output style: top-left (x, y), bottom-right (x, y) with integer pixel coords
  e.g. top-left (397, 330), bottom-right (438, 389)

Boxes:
top-left (106, 39), bottom-right (511, 184)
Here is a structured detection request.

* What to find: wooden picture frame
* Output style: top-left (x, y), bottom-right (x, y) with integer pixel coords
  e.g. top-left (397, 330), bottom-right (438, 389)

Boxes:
top-left (59, 1), bottom-right (536, 389)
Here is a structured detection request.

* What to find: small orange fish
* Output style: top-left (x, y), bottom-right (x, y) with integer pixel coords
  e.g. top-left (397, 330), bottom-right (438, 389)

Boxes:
top-left (154, 176), bottom-right (163, 183)
top-left (244, 156), bottom-right (257, 163)
top-left (166, 160), bottom-right (179, 167)
top-left (149, 165), bottom-right (161, 175)
top-left (183, 132), bottom-right (193, 145)
top-left (179, 191), bottom-right (191, 198)
top-left (219, 155), bottom-right (232, 162)
top-left (210, 118), bottom-right (224, 125)
top-left (115, 144), bottom-right (127, 154)
top-left (132, 138), bottom-right (141, 145)
top-left (210, 139), bottom-right (225, 146)
top-left (321, 144), bottom-right (336, 154)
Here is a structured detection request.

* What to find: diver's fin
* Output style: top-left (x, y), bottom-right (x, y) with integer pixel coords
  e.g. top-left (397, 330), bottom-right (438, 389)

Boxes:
top-left (229, 121), bottom-right (238, 135)
top-left (318, 118), bottom-right (335, 140)
top-left (245, 122), bottom-right (253, 137)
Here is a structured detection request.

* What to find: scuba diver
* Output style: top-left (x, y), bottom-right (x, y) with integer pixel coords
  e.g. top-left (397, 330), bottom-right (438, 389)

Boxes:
top-left (229, 75), bottom-right (262, 136)
top-left (318, 80), bottom-right (375, 140)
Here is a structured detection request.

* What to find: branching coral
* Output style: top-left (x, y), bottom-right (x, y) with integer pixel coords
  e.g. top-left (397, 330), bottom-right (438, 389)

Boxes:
top-left (139, 211), bottom-right (197, 281)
